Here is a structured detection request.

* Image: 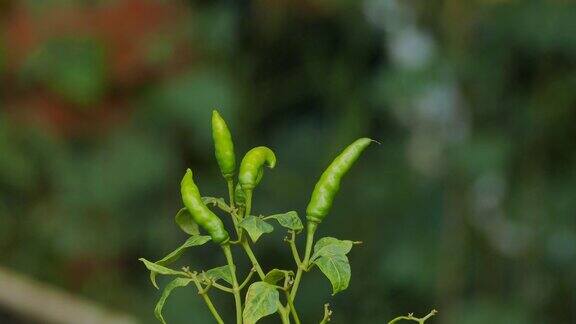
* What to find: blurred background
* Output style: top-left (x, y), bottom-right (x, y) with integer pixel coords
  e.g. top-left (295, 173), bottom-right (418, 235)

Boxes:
top-left (1, 0), bottom-right (575, 323)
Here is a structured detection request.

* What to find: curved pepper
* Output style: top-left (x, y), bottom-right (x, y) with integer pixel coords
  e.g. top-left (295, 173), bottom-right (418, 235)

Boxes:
top-left (238, 146), bottom-right (276, 190)
top-left (181, 169), bottom-right (230, 244)
top-left (306, 138), bottom-right (372, 223)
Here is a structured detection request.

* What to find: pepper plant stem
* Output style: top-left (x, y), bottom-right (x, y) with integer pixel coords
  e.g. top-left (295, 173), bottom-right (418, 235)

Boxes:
top-left (191, 278), bottom-right (224, 324)
top-left (227, 178), bottom-right (236, 208)
top-left (241, 240), bottom-right (266, 279)
top-left (290, 222), bottom-right (317, 300)
top-left (222, 244), bottom-right (243, 324)
top-left (244, 190), bottom-right (253, 218)
top-left (239, 269), bottom-right (256, 290)
top-left (226, 179), bottom-right (243, 242)
top-left (318, 304), bottom-right (332, 324)
top-left (387, 309), bottom-right (437, 324)
top-left (238, 190), bottom-right (266, 279)
top-left (278, 303), bottom-right (291, 324)
top-left (285, 291), bottom-right (301, 324)
top-left (288, 231), bottom-right (301, 267)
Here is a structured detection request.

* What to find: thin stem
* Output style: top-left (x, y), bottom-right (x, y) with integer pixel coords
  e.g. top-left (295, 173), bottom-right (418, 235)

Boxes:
top-left (238, 189), bottom-right (266, 279)
top-left (319, 304), bottom-right (332, 324)
top-left (191, 277), bottom-right (224, 324)
top-left (226, 178), bottom-right (244, 243)
top-left (387, 310), bottom-right (438, 324)
top-left (268, 284), bottom-right (285, 290)
top-left (222, 244), bottom-right (243, 324)
top-left (279, 256), bottom-right (301, 324)
top-left (287, 231), bottom-right (302, 267)
top-left (203, 197), bottom-right (233, 213)
top-left (227, 178), bottom-right (236, 208)
top-left (285, 291), bottom-right (301, 324)
top-left (277, 303), bottom-right (291, 324)
top-left (244, 190), bottom-right (253, 217)
top-left (241, 240), bottom-right (266, 279)
top-left (239, 268), bottom-right (256, 290)
top-left (229, 208), bottom-right (244, 242)
top-left (211, 282), bottom-right (233, 293)
top-left (290, 222), bottom-right (317, 300)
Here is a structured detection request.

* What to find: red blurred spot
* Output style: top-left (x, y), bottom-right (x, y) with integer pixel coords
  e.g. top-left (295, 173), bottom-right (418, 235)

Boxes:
top-left (2, 0), bottom-right (195, 136)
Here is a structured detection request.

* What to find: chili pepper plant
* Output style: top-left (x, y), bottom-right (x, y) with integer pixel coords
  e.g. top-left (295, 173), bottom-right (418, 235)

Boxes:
top-left (140, 111), bottom-right (436, 324)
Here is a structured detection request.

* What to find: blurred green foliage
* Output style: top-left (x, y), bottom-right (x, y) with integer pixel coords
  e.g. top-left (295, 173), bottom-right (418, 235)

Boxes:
top-left (22, 38), bottom-right (107, 106)
top-left (1, 0), bottom-right (575, 323)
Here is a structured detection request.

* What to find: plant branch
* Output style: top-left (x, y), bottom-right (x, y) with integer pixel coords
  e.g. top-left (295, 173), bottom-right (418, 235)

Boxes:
top-left (237, 191), bottom-right (266, 279)
top-left (211, 282), bottom-right (233, 293)
top-left (387, 310), bottom-right (438, 324)
top-left (239, 268), bottom-right (257, 290)
top-left (240, 240), bottom-right (266, 280)
top-left (290, 222), bottom-right (317, 300)
top-left (244, 190), bottom-right (253, 217)
top-left (222, 244), bottom-right (243, 324)
top-left (277, 302), bottom-right (291, 324)
top-left (225, 179), bottom-right (244, 243)
top-left (228, 207), bottom-right (244, 243)
top-left (281, 272), bottom-right (301, 324)
top-left (286, 231), bottom-right (302, 267)
top-left (285, 290), bottom-right (301, 324)
top-left (191, 276), bottom-right (225, 324)
top-left (227, 178), bottom-right (235, 208)
top-left (319, 304), bottom-right (332, 324)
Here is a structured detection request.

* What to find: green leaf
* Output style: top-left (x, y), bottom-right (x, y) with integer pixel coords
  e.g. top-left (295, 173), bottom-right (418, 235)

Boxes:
top-left (139, 259), bottom-right (187, 289)
top-left (238, 215), bottom-right (274, 242)
top-left (139, 258), bottom-right (187, 276)
top-left (263, 269), bottom-right (293, 285)
top-left (243, 282), bottom-right (280, 324)
top-left (311, 237), bottom-right (355, 262)
top-left (266, 211), bottom-right (303, 232)
top-left (156, 235), bottom-right (212, 265)
top-left (154, 277), bottom-right (194, 324)
top-left (174, 208), bottom-right (200, 235)
top-left (314, 254), bottom-right (351, 295)
top-left (202, 196), bottom-right (232, 212)
top-left (201, 265), bottom-right (234, 285)
top-left (147, 235), bottom-right (211, 288)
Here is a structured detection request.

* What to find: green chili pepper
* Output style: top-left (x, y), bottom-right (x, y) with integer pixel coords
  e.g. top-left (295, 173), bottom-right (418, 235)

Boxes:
top-left (238, 146), bottom-right (276, 190)
top-left (181, 169), bottom-right (229, 244)
top-left (212, 110), bottom-right (236, 180)
top-left (306, 138), bottom-right (372, 224)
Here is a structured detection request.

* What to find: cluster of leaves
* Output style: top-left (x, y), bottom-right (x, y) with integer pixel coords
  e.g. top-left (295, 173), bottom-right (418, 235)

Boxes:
top-left (140, 196), bottom-right (361, 323)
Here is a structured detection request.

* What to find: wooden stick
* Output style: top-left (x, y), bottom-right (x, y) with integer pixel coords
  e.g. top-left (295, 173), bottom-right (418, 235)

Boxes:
top-left (0, 266), bottom-right (138, 324)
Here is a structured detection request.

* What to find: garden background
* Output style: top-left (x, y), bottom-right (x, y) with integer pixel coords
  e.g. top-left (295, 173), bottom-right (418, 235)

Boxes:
top-left (0, 0), bottom-right (575, 323)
